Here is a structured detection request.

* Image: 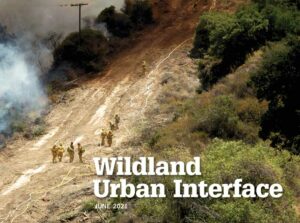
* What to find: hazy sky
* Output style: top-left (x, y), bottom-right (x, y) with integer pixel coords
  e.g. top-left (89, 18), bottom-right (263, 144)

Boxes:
top-left (0, 0), bottom-right (124, 36)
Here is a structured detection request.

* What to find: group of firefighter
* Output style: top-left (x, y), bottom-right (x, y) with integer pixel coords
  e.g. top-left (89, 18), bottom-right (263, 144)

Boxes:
top-left (51, 114), bottom-right (121, 164)
top-left (50, 60), bottom-right (148, 164)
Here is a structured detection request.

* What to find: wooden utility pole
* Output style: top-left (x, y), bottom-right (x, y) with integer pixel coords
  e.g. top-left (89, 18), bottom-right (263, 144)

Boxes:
top-left (71, 3), bottom-right (88, 46)
top-left (60, 3), bottom-right (88, 46)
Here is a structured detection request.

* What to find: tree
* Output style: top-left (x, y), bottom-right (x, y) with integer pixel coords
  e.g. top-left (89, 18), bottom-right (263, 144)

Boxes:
top-left (262, 4), bottom-right (300, 40)
top-left (95, 1), bottom-right (153, 38)
top-left (96, 6), bottom-right (133, 37)
top-left (192, 7), bottom-right (268, 89)
top-left (250, 36), bottom-right (300, 153)
top-left (53, 29), bottom-right (109, 72)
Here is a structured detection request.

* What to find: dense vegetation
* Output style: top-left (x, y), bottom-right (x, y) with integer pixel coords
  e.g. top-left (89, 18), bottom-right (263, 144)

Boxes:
top-left (131, 140), bottom-right (300, 222)
top-left (191, 1), bottom-right (299, 90)
top-left (96, 6), bottom-right (133, 37)
top-left (191, 0), bottom-right (300, 153)
top-left (53, 29), bottom-right (109, 72)
top-left (95, 0), bottom-right (153, 38)
top-left (250, 36), bottom-right (300, 153)
top-left (145, 52), bottom-right (266, 152)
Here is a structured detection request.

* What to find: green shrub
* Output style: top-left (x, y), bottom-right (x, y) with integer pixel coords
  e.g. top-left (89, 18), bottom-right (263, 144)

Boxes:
top-left (195, 96), bottom-right (240, 139)
top-left (81, 199), bottom-right (97, 213)
top-left (250, 36), bottom-right (300, 153)
top-left (197, 55), bottom-right (223, 90)
top-left (135, 199), bottom-right (174, 222)
top-left (262, 5), bottom-right (300, 40)
top-left (53, 29), bottom-right (109, 72)
top-left (96, 6), bottom-right (133, 37)
top-left (31, 125), bottom-right (46, 137)
top-left (211, 200), bottom-right (273, 223)
top-left (150, 92), bottom-right (264, 148)
top-left (23, 123), bottom-right (46, 140)
top-left (194, 95), bottom-right (262, 143)
top-left (191, 12), bottom-right (241, 58)
top-left (192, 6), bottom-right (268, 89)
top-left (10, 120), bottom-right (26, 133)
top-left (202, 140), bottom-right (299, 223)
top-left (192, 2), bottom-right (300, 90)
top-left (131, 140), bottom-right (300, 222)
top-left (192, 0), bottom-right (299, 151)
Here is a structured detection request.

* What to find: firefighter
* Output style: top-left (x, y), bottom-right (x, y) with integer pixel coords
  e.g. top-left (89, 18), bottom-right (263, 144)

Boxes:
top-left (51, 145), bottom-right (58, 163)
top-left (101, 129), bottom-right (107, 146)
top-left (142, 60), bottom-right (147, 76)
top-left (107, 131), bottom-right (113, 147)
top-left (57, 143), bottom-right (65, 162)
top-left (67, 142), bottom-right (75, 163)
top-left (78, 143), bottom-right (85, 163)
top-left (114, 114), bottom-right (120, 129)
top-left (109, 121), bottom-right (116, 131)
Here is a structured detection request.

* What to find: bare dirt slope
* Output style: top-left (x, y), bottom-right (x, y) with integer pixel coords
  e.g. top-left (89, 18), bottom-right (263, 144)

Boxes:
top-left (0, 1), bottom-right (213, 222)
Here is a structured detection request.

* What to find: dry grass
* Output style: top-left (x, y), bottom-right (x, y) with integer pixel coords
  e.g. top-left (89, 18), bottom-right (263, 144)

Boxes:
top-left (148, 50), bottom-right (266, 153)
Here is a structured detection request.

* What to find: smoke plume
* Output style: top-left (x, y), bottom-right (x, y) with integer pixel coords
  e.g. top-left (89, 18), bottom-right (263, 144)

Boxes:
top-left (0, 1), bottom-right (124, 140)
top-left (0, 0), bottom-right (124, 36)
top-left (0, 41), bottom-right (47, 133)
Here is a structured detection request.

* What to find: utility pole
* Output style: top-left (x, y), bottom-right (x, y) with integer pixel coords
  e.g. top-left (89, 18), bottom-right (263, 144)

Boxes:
top-left (71, 3), bottom-right (88, 46)
top-left (60, 3), bottom-right (88, 46)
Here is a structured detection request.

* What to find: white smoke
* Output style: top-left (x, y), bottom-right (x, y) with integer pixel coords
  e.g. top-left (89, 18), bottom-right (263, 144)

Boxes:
top-left (0, 0), bottom-right (124, 36)
top-left (0, 42), bottom-right (47, 133)
top-left (0, 1), bottom-right (125, 137)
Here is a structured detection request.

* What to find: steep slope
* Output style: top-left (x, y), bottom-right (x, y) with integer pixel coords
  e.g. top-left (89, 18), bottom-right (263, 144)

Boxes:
top-left (0, 1), bottom-right (209, 222)
top-left (0, 0), bottom-right (203, 222)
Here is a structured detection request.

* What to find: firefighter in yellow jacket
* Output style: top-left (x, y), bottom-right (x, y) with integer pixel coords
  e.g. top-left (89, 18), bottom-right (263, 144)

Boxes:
top-left (57, 143), bottom-right (65, 162)
top-left (114, 114), bottom-right (120, 129)
top-left (109, 121), bottom-right (116, 131)
top-left (67, 142), bottom-right (75, 163)
top-left (100, 129), bottom-right (107, 146)
top-left (51, 145), bottom-right (58, 163)
top-left (142, 60), bottom-right (147, 76)
top-left (78, 143), bottom-right (85, 163)
top-left (107, 131), bottom-right (113, 147)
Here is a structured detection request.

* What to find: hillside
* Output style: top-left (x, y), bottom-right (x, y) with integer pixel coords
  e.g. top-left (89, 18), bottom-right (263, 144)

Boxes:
top-left (0, 0), bottom-right (213, 222)
top-left (1, 0), bottom-right (299, 222)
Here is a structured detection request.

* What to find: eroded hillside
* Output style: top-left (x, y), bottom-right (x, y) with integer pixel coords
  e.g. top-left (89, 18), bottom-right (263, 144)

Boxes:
top-left (0, 0), bottom-right (229, 222)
